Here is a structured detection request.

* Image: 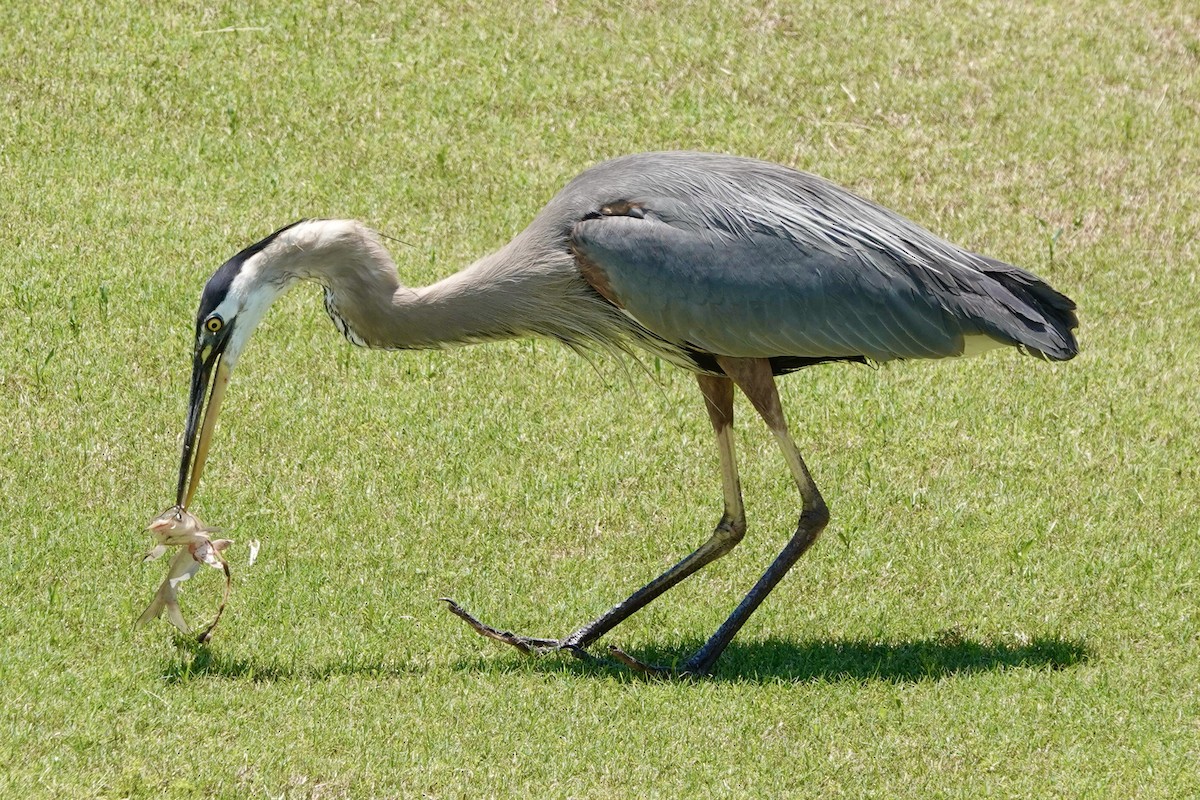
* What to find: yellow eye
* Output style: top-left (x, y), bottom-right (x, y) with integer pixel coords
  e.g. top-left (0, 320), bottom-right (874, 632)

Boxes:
top-left (205, 316), bottom-right (223, 333)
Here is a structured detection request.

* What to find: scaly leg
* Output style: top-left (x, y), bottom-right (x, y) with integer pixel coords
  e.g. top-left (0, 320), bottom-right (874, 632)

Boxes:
top-left (614, 356), bottom-right (829, 677)
top-left (444, 372), bottom-right (748, 660)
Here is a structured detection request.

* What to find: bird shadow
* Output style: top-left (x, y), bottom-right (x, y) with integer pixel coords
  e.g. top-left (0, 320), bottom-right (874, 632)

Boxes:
top-left (157, 639), bottom-right (419, 684)
top-left (454, 629), bottom-right (1090, 684)
top-left (156, 630), bottom-right (1089, 686)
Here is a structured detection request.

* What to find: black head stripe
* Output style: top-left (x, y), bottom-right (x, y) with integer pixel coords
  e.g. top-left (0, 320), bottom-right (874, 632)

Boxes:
top-left (197, 259), bottom-right (240, 328)
top-left (196, 219), bottom-right (312, 328)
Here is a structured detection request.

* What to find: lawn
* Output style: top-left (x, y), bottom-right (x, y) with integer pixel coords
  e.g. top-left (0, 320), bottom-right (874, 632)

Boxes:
top-left (2, 0), bottom-right (1198, 797)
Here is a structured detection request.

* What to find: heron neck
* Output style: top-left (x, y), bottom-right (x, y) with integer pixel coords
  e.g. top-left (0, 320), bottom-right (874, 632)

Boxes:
top-left (320, 242), bottom-right (535, 350)
top-left (268, 219), bottom-right (561, 350)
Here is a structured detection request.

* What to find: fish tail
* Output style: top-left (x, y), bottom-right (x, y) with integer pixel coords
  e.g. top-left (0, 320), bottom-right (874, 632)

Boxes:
top-left (137, 582), bottom-right (190, 633)
top-left (136, 592), bottom-right (166, 626)
top-left (165, 598), bottom-right (190, 633)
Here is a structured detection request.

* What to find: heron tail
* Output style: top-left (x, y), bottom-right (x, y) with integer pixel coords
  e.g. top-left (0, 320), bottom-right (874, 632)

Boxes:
top-left (959, 255), bottom-right (1079, 361)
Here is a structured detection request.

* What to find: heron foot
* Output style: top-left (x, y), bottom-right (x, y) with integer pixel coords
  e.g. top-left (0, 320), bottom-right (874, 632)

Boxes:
top-left (441, 598), bottom-right (717, 679)
top-left (607, 646), bottom-right (712, 679)
top-left (439, 598), bottom-right (597, 662)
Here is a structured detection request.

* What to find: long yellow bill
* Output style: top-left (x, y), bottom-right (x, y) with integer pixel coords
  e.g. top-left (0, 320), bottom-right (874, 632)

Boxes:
top-left (175, 355), bottom-right (231, 510)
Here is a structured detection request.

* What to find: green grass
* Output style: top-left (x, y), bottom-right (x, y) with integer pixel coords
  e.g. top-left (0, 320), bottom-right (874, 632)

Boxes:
top-left (2, 0), bottom-right (1198, 796)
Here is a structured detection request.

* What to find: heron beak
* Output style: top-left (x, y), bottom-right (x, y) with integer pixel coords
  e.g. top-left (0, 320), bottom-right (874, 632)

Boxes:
top-left (175, 347), bottom-right (232, 510)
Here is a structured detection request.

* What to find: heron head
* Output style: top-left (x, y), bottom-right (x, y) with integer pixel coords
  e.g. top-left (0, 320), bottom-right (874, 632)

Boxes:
top-left (175, 221), bottom-right (305, 509)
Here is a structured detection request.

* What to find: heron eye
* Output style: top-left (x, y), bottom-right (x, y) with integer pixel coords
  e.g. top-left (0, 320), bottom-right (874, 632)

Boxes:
top-left (205, 316), bottom-right (223, 333)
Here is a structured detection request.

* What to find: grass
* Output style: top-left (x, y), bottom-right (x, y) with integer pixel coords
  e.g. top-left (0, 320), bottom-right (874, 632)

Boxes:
top-left (2, 0), bottom-right (1198, 796)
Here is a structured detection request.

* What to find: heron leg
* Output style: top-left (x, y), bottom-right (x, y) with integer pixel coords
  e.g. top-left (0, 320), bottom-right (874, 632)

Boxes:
top-left (557, 372), bottom-right (746, 650)
top-left (614, 356), bottom-right (829, 677)
top-left (443, 373), bottom-right (748, 661)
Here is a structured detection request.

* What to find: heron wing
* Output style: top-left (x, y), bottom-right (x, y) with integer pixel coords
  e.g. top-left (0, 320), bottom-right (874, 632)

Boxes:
top-left (572, 206), bottom-right (967, 362)
top-left (569, 173), bottom-right (1077, 363)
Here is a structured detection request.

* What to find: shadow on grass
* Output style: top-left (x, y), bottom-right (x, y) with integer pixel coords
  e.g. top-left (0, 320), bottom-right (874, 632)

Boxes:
top-left (159, 640), bottom-right (419, 684)
top-left (454, 629), bottom-right (1091, 684)
top-left (160, 630), bottom-right (1089, 685)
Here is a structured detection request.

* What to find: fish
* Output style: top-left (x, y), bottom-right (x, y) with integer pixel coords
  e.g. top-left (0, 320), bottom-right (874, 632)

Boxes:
top-left (137, 505), bottom-right (233, 643)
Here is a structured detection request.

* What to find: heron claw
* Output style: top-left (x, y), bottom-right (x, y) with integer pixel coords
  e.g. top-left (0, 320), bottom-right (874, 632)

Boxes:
top-left (439, 598), bottom-right (582, 657)
top-left (607, 646), bottom-right (707, 680)
top-left (440, 598), bottom-right (711, 678)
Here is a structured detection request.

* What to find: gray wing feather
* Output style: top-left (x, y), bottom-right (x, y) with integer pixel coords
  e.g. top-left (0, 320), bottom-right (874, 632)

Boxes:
top-left (573, 212), bottom-right (968, 362)
top-left (565, 156), bottom-right (1077, 362)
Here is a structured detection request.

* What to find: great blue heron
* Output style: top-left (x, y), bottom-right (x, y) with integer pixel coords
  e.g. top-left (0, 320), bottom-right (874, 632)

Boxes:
top-left (175, 151), bottom-right (1078, 676)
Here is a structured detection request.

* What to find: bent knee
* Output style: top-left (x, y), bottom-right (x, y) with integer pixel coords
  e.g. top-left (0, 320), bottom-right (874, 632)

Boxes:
top-left (710, 513), bottom-right (747, 555)
top-left (801, 499), bottom-right (830, 532)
